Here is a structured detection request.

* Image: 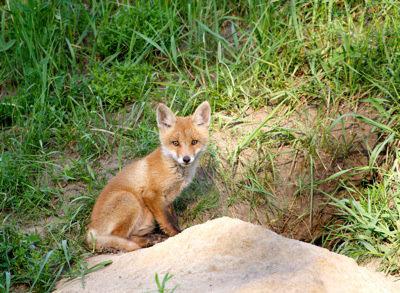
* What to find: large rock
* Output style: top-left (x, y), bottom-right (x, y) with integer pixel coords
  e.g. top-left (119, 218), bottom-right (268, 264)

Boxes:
top-left (56, 217), bottom-right (399, 292)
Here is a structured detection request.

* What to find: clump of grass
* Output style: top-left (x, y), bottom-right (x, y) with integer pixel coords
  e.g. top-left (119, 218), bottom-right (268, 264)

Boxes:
top-left (0, 151), bottom-right (55, 214)
top-left (324, 166), bottom-right (400, 274)
top-left (0, 226), bottom-right (61, 291)
top-left (1, 0), bottom-right (92, 90)
top-left (0, 222), bottom-right (86, 292)
top-left (96, 2), bottom-right (179, 60)
top-left (90, 62), bottom-right (153, 110)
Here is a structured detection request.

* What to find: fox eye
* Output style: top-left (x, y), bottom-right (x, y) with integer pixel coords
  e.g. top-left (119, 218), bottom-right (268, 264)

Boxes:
top-left (172, 141), bottom-right (179, 146)
top-left (191, 140), bottom-right (198, 145)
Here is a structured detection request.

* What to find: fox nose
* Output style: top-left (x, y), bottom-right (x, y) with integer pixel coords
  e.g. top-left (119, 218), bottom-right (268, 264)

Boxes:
top-left (183, 156), bottom-right (191, 164)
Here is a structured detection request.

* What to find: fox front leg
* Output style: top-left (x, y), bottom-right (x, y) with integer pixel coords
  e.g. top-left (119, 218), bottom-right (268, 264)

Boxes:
top-left (168, 204), bottom-right (180, 231)
top-left (144, 197), bottom-right (181, 236)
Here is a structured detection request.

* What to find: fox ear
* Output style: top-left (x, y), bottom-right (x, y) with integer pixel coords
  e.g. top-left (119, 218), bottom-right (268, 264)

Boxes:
top-left (156, 103), bottom-right (176, 130)
top-left (193, 101), bottom-right (211, 128)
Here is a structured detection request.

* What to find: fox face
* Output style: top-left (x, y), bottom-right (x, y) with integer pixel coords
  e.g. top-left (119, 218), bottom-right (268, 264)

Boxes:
top-left (157, 101), bottom-right (211, 167)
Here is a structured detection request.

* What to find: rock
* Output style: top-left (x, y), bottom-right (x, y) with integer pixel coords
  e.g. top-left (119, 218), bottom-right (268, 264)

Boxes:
top-left (56, 217), bottom-right (399, 293)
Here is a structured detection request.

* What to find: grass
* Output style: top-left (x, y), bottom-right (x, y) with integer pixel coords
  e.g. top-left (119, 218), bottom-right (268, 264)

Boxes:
top-left (323, 114), bottom-right (400, 274)
top-left (323, 161), bottom-right (400, 274)
top-left (0, 0), bottom-right (399, 291)
top-left (155, 272), bottom-right (177, 293)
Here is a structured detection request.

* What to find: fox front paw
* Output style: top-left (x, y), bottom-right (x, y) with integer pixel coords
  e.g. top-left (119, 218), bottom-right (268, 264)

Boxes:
top-left (167, 228), bottom-right (181, 237)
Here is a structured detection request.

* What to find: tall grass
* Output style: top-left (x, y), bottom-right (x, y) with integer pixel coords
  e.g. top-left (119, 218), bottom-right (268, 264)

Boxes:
top-left (324, 156), bottom-right (400, 274)
top-left (323, 98), bottom-right (400, 274)
top-left (1, 0), bottom-right (399, 291)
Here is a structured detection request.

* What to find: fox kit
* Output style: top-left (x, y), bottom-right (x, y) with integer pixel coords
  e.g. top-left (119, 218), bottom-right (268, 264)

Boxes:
top-left (87, 101), bottom-right (211, 251)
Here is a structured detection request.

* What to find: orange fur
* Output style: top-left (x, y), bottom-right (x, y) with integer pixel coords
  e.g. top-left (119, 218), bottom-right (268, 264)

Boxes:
top-left (87, 101), bottom-right (211, 251)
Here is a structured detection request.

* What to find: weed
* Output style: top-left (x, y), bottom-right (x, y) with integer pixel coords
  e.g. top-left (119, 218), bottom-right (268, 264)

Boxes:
top-left (154, 272), bottom-right (177, 293)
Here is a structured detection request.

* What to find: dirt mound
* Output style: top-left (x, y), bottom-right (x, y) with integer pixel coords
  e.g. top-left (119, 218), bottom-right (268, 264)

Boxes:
top-left (56, 217), bottom-right (398, 293)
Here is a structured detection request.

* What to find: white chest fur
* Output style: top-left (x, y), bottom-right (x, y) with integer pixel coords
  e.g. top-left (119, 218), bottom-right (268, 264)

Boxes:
top-left (162, 158), bottom-right (200, 204)
top-left (181, 158), bottom-right (199, 188)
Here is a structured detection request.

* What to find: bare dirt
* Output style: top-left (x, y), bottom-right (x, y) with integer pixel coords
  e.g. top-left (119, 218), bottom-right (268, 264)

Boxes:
top-left (210, 101), bottom-right (379, 242)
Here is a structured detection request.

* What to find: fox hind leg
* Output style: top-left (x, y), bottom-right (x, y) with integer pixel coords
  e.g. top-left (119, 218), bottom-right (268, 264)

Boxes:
top-left (87, 232), bottom-right (141, 252)
top-left (88, 192), bottom-right (145, 252)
